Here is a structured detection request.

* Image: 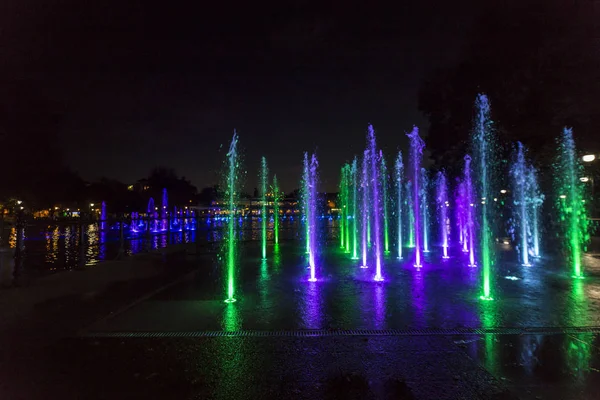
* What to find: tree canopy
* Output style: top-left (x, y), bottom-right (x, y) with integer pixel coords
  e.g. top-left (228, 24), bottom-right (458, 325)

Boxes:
top-left (419, 0), bottom-right (600, 173)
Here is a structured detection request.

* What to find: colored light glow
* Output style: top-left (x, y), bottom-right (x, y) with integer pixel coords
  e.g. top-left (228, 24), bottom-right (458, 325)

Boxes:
top-left (339, 165), bottom-right (346, 249)
top-left (381, 151), bottom-right (390, 254)
top-left (361, 149), bottom-right (369, 268)
top-left (473, 94), bottom-right (495, 298)
top-left (512, 142), bottom-right (530, 267)
top-left (555, 127), bottom-right (589, 278)
top-left (351, 158), bottom-right (359, 260)
top-left (395, 151), bottom-right (404, 259)
top-left (407, 126), bottom-right (424, 268)
top-left (272, 175), bottom-right (280, 245)
top-left (260, 156), bottom-right (269, 260)
top-left (225, 131), bottom-right (239, 302)
top-left (421, 168), bottom-right (429, 253)
top-left (302, 153), bottom-right (311, 255)
top-left (436, 171), bottom-right (449, 259)
top-left (306, 152), bottom-right (319, 281)
top-left (368, 125), bottom-right (383, 280)
top-left (464, 155), bottom-right (476, 267)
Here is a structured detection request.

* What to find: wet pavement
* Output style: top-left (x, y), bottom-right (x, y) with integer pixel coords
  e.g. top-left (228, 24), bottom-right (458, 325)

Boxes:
top-left (3, 240), bottom-right (600, 399)
top-left (88, 242), bottom-right (600, 332)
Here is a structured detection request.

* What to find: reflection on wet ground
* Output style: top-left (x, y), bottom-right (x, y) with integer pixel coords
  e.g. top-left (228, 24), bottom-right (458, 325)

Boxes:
top-left (90, 241), bottom-right (600, 331)
top-left (78, 241), bottom-right (600, 399)
top-left (461, 333), bottom-right (600, 400)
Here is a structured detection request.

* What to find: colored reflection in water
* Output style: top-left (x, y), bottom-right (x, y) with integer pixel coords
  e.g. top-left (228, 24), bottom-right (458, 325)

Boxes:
top-left (410, 267), bottom-right (426, 328)
top-left (373, 283), bottom-right (386, 329)
top-left (300, 281), bottom-right (322, 329)
top-left (258, 259), bottom-right (273, 325)
top-left (566, 279), bottom-right (592, 381)
top-left (222, 302), bottom-right (241, 331)
top-left (272, 244), bottom-right (281, 273)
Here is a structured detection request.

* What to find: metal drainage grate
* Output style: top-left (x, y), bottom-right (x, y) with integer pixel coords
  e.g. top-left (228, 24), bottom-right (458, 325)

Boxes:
top-left (81, 326), bottom-right (600, 338)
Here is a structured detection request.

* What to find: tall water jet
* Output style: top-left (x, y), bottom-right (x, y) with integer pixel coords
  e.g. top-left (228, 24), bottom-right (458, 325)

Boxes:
top-left (421, 168), bottom-right (430, 253)
top-left (100, 201), bottom-right (107, 231)
top-left (528, 166), bottom-right (543, 258)
top-left (554, 127), bottom-right (589, 278)
top-left (351, 158), bottom-right (359, 259)
top-left (511, 142), bottom-right (531, 266)
top-left (272, 175), bottom-right (280, 245)
top-left (224, 131), bottom-right (240, 303)
top-left (406, 182), bottom-right (415, 247)
top-left (472, 94), bottom-right (496, 300)
top-left (260, 157), bottom-right (269, 260)
top-left (360, 150), bottom-right (369, 268)
top-left (338, 166), bottom-right (346, 249)
top-left (301, 153), bottom-right (310, 254)
top-left (456, 180), bottom-right (468, 252)
top-left (368, 125), bottom-right (383, 281)
top-left (464, 156), bottom-right (476, 266)
top-left (395, 151), bottom-right (404, 259)
top-left (436, 172), bottom-right (449, 258)
top-left (147, 198), bottom-right (155, 232)
top-left (381, 151), bottom-right (390, 254)
top-left (345, 164), bottom-right (351, 253)
top-left (307, 153), bottom-right (319, 281)
top-left (161, 188), bottom-right (168, 231)
top-left (407, 126), bottom-right (425, 268)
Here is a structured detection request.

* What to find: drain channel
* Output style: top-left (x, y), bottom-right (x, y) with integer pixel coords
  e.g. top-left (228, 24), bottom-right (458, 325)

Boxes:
top-left (81, 326), bottom-right (600, 338)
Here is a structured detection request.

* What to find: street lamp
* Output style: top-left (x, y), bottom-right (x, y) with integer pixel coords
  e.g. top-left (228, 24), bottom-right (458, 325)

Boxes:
top-left (582, 154), bottom-right (596, 162)
top-left (580, 177), bottom-right (590, 182)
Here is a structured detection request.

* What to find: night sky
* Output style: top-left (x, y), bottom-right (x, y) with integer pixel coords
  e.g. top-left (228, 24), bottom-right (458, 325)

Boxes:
top-left (1, 1), bottom-right (481, 193)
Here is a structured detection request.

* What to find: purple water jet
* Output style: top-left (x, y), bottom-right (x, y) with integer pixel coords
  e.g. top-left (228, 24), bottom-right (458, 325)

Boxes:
top-left (407, 126), bottom-right (425, 268)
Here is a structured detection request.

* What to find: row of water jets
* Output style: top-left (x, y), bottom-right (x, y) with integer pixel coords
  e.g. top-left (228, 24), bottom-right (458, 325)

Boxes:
top-left (222, 94), bottom-right (589, 303)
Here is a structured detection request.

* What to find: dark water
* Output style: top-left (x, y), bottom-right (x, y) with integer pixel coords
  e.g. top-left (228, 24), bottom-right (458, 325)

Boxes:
top-left (0, 217), bottom-right (309, 286)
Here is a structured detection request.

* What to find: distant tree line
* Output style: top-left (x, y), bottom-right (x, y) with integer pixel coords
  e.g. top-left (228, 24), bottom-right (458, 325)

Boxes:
top-left (418, 0), bottom-right (599, 179)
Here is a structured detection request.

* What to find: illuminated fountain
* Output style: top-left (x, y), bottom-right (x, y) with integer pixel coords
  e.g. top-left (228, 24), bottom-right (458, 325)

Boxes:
top-left (338, 163), bottom-right (351, 252)
top-left (260, 156), bottom-right (269, 260)
top-left (360, 149), bottom-right (369, 268)
top-left (464, 156), bottom-right (476, 267)
top-left (306, 152), bottom-right (319, 281)
top-left (456, 180), bottom-right (468, 253)
top-left (100, 201), bottom-right (107, 231)
top-left (407, 126), bottom-right (424, 268)
top-left (436, 171), bottom-right (449, 258)
top-left (528, 166), bottom-right (543, 258)
top-left (472, 94), bottom-right (496, 300)
top-left (421, 168), bottom-right (430, 253)
top-left (345, 164), bottom-right (351, 253)
top-left (301, 153), bottom-right (310, 254)
top-left (395, 151), bottom-right (404, 259)
top-left (367, 125), bottom-right (383, 281)
top-left (147, 198), bottom-right (158, 232)
top-left (511, 142), bottom-right (532, 266)
top-left (338, 166), bottom-right (345, 249)
top-left (224, 131), bottom-right (240, 303)
top-left (381, 151), bottom-right (390, 254)
top-left (554, 127), bottom-right (589, 278)
top-left (272, 175), bottom-right (280, 245)
top-left (161, 188), bottom-right (168, 231)
top-left (351, 158), bottom-right (359, 259)
top-left (406, 181), bottom-right (415, 247)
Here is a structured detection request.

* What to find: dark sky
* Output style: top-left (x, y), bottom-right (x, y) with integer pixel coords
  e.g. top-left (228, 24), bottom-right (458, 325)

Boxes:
top-left (1, 1), bottom-right (480, 193)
